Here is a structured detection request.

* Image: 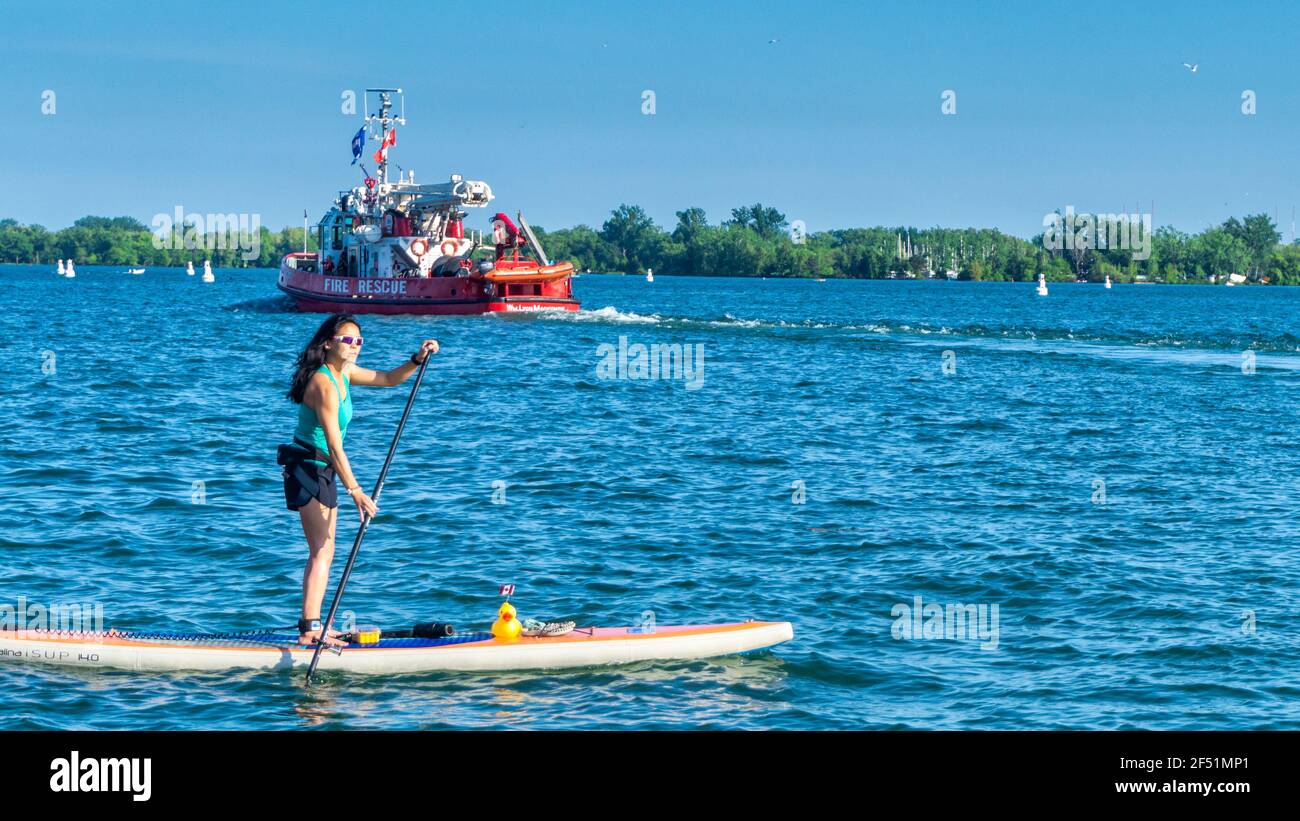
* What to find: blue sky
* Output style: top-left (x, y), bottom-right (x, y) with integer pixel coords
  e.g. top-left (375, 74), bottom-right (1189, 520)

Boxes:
top-left (3, 0), bottom-right (1298, 239)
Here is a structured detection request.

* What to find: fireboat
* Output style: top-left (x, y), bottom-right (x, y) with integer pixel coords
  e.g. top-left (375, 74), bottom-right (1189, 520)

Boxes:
top-left (278, 88), bottom-right (578, 314)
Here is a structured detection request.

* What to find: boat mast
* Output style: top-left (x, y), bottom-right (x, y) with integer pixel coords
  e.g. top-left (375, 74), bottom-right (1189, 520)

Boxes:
top-left (366, 88), bottom-right (405, 187)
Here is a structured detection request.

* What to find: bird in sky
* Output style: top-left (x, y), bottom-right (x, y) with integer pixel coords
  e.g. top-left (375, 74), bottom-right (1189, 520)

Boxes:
top-left (1182, 62), bottom-right (1199, 73)
top-left (769, 37), bottom-right (781, 45)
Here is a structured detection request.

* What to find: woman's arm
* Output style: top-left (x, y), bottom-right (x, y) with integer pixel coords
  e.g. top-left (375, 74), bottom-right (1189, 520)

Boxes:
top-left (345, 339), bottom-right (439, 387)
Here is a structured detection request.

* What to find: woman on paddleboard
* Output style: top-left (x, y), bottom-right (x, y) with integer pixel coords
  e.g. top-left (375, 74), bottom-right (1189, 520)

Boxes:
top-left (284, 314), bottom-right (437, 646)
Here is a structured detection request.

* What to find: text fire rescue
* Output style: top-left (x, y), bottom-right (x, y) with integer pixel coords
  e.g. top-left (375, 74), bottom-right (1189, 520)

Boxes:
top-left (324, 277), bottom-right (408, 295)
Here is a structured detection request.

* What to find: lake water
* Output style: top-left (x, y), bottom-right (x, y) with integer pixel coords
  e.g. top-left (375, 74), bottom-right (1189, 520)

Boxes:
top-left (3, 265), bottom-right (1298, 729)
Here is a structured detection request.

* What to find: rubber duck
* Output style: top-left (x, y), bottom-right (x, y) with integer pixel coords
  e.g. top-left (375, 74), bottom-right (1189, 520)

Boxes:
top-left (492, 601), bottom-right (522, 642)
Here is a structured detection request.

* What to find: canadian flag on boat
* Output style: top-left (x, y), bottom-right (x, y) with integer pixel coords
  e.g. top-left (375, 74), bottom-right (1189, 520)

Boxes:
top-left (499, 583), bottom-right (516, 597)
top-left (372, 128), bottom-right (396, 163)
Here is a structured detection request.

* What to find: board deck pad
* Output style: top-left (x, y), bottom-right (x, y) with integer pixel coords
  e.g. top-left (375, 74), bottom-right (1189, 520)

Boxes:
top-left (96, 630), bottom-right (496, 650)
top-left (0, 621), bottom-right (794, 675)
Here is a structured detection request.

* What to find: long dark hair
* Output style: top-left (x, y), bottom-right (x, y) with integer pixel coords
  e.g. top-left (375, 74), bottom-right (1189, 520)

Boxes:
top-left (287, 314), bottom-right (360, 404)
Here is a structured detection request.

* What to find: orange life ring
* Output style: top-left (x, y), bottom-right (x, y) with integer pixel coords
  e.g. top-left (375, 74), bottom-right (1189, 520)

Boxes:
top-left (440, 240), bottom-right (458, 256)
top-left (409, 239), bottom-right (428, 257)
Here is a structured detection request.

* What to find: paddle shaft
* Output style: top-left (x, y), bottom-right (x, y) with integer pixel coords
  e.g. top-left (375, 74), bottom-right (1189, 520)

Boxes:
top-left (305, 355), bottom-right (431, 684)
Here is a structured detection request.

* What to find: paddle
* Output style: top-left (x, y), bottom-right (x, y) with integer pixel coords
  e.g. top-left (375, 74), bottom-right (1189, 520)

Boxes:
top-left (305, 354), bottom-right (431, 685)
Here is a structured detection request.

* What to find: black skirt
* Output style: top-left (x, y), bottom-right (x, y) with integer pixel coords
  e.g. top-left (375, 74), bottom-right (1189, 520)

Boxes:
top-left (283, 459), bottom-right (338, 510)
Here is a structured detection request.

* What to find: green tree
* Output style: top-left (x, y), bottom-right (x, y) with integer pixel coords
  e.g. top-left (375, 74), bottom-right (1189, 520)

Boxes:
top-left (671, 207), bottom-right (710, 244)
top-left (1192, 228), bottom-right (1249, 280)
top-left (1223, 213), bottom-right (1280, 275)
top-left (1265, 245), bottom-right (1300, 285)
top-left (600, 204), bottom-right (661, 274)
top-left (725, 204), bottom-right (788, 239)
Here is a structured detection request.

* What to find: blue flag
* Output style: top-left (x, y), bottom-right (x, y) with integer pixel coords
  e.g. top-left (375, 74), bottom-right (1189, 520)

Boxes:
top-left (350, 126), bottom-right (366, 165)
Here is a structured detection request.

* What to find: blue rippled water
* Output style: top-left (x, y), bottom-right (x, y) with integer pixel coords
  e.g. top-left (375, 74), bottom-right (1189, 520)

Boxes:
top-left (3, 265), bottom-right (1298, 729)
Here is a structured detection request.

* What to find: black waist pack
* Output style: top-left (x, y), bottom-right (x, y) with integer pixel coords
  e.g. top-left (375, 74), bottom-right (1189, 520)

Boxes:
top-left (276, 443), bottom-right (310, 466)
top-left (277, 439), bottom-right (328, 466)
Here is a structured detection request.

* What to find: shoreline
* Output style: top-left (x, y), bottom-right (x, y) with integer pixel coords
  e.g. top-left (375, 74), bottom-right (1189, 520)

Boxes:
top-left (4, 208), bottom-right (1296, 286)
top-left (0, 261), bottom-right (1280, 286)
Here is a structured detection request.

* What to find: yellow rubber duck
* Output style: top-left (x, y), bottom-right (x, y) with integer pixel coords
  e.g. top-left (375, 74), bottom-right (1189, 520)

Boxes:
top-left (492, 601), bottom-right (522, 642)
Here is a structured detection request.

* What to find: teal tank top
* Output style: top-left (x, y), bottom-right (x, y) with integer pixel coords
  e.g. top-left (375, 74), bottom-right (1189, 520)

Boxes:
top-left (294, 365), bottom-right (352, 466)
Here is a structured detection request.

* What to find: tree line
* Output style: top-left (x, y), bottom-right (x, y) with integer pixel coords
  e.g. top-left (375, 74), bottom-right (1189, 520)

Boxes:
top-left (0, 216), bottom-right (316, 268)
top-left (536, 204), bottom-right (1300, 285)
top-left (5, 207), bottom-right (1300, 284)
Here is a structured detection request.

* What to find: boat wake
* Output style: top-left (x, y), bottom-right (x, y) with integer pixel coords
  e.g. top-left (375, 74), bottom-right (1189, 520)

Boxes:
top-left (554, 305), bottom-right (665, 324)
top-left (862, 321), bottom-right (1300, 354)
top-left (545, 308), bottom-right (1300, 354)
top-left (223, 295), bottom-right (300, 314)
top-left (548, 307), bottom-right (857, 330)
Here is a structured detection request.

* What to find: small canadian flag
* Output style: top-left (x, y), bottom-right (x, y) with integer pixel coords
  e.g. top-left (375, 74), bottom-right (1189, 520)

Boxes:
top-left (372, 128), bottom-right (397, 164)
top-left (499, 583), bottom-right (516, 597)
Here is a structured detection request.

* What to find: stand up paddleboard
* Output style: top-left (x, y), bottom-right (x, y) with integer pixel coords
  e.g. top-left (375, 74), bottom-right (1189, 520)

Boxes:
top-left (0, 621), bottom-right (793, 675)
top-left (0, 341), bottom-right (796, 681)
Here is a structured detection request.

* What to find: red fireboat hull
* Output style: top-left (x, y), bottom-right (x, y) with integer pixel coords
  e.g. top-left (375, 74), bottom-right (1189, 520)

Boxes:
top-left (277, 262), bottom-right (580, 315)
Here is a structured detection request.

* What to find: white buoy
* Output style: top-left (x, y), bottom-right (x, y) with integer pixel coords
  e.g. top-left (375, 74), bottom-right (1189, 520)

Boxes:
top-left (65, 259), bottom-right (76, 279)
top-left (57, 259), bottom-right (65, 276)
top-left (186, 261), bottom-right (195, 276)
top-left (646, 268), bottom-right (654, 283)
top-left (1036, 273), bottom-right (1048, 296)
top-left (202, 260), bottom-right (215, 283)
top-left (1104, 275), bottom-right (1112, 289)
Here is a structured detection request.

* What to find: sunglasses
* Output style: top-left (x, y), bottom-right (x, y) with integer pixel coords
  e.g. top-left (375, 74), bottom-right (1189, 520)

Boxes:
top-left (331, 335), bottom-right (364, 346)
